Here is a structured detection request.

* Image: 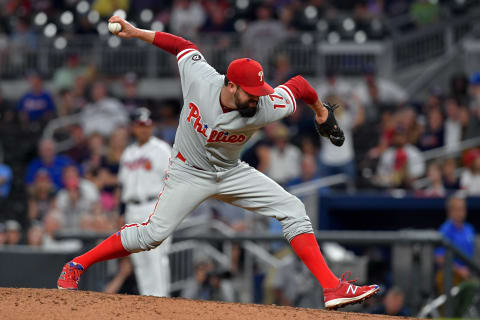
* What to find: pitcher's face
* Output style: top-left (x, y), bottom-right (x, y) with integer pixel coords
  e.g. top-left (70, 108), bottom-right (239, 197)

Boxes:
top-left (234, 86), bottom-right (259, 118)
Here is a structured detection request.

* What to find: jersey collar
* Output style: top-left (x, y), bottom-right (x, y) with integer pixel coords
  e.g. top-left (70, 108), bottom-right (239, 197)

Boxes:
top-left (219, 95), bottom-right (235, 114)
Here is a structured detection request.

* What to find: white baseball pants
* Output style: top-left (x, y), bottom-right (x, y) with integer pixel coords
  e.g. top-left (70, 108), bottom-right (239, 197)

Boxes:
top-left (121, 157), bottom-right (313, 253)
top-left (125, 201), bottom-right (171, 297)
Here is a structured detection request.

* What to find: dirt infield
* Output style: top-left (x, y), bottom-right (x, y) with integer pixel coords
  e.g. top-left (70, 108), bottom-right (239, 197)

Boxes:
top-left (0, 287), bottom-right (419, 320)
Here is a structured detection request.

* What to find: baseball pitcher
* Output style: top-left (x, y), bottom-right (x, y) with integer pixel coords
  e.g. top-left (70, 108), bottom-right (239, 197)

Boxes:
top-left (118, 108), bottom-right (171, 296)
top-left (58, 16), bottom-right (379, 309)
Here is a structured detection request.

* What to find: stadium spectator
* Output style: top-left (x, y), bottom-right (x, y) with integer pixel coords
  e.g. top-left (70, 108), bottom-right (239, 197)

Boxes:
top-left (95, 127), bottom-right (128, 213)
top-left (170, 0), bottom-right (206, 39)
top-left (27, 169), bottom-right (55, 224)
top-left (83, 132), bottom-right (106, 173)
top-left (421, 162), bottom-right (446, 197)
top-left (435, 195), bottom-right (478, 316)
top-left (354, 69), bottom-right (407, 121)
top-left (460, 156), bottom-right (480, 195)
top-left (278, 5), bottom-right (295, 31)
top-left (417, 107), bottom-right (444, 151)
top-left (27, 222), bottom-right (43, 246)
top-left (265, 122), bottom-right (301, 186)
top-left (65, 125), bottom-right (90, 164)
top-left (436, 195), bottom-right (475, 272)
top-left (121, 73), bottom-right (145, 113)
top-left (71, 76), bottom-right (89, 110)
top-left (55, 165), bottom-right (102, 231)
top-left (5, 219), bottom-right (22, 245)
top-left (156, 103), bottom-right (178, 145)
top-left (41, 210), bottom-right (64, 245)
top-left (410, 0), bottom-right (440, 27)
top-left (444, 97), bottom-right (465, 152)
top-left (57, 89), bottom-right (79, 117)
top-left (0, 159), bottom-right (12, 198)
top-left (375, 127), bottom-right (425, 188)
top-left (370, 287), bottom-right (410, 316)
top-left (318, 95), bottom-right (364, 184)
top-left (52, 54), bottom-right (86, 91)
top-left (56, 75), bottom-right (89, 117)
top-left (316, 69), bottom-right (354, 100)
top-left (16, 71), bottom-right (55, 127)
top-left (397, 106), bottom-right (422, 146)
top-left (270, 54), bottom-right (295, 87)
top-left (81, 81), bottom-right (128, 137)
top-left (423, 87), bottom-right (443, 114)
top-left (25, 138), bottom-right (76, 190)
top-left (367, 109), bottom-right (397, 159)
top-left (242, 4), bottom-right (288, 65)
top-left (9, 17), bottom-right (37, 52)
top-left (442, 158), bottom-right (460, 190)
top-left (201, 1), bottom-right (233, 33)
top-left (287, 154), bottom-right (320, 187)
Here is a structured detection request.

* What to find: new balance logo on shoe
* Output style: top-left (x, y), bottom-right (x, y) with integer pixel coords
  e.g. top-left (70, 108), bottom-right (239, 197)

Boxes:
top-left (324, 272), bottom-right (380, 310)
top-left (346, 284), bottom-right (358, 295)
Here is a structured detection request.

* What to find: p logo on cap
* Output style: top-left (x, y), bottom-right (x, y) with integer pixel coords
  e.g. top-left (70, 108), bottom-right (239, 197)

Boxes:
top-left (226, 58), bottom-right (274, 97)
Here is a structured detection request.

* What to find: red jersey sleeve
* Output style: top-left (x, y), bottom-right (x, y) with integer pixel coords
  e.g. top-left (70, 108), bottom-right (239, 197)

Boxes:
top-left (282, 76), bottom-right (318, 106)
top-left (152, 32), bottom-right (198, 55)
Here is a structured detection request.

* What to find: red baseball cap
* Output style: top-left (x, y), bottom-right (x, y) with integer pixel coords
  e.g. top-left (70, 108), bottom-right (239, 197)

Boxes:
top-left (226, 58), bottom-right (274, 96)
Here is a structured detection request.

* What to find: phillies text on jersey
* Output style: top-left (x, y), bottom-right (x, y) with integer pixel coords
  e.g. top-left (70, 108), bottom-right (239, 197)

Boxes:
top-left (173, 49), bottom-right (297, 171)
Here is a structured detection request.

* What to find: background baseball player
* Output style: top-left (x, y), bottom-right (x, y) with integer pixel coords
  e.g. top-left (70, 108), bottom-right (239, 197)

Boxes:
top-left (57, 16), bottom-right (379, 310)
top-left (118, 108), bottom-right (171, 297)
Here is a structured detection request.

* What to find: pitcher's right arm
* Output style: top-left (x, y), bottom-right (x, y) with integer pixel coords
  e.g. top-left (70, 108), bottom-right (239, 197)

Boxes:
top-left (109, 16), bottom-right (218, 98)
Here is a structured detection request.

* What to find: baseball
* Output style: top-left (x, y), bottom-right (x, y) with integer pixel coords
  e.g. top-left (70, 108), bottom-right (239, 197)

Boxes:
top-left (108, 22), bottom-right (122, 34)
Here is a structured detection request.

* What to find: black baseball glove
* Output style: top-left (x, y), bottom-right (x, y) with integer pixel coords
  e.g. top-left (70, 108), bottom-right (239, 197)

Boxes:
top-left (314, 103), bottom-right (345, 147)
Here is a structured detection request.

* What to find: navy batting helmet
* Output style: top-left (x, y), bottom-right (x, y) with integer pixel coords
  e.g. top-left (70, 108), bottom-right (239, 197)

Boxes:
top-left (131, 107), bottom-right (152, 126)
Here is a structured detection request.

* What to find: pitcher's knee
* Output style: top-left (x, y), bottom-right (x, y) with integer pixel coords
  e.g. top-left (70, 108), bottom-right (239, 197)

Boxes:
top-left (278, 196), bottom-right (307, 219)
top-left (121, 222), bottom-right (171, 252)
top-left (145, 223), bottom-right (173, 250)
top-left (278, 197), bottom-right (313, 242)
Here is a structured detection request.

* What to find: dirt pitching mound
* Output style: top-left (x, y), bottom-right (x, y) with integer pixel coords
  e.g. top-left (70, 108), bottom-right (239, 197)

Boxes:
top-left (0, 287), bottom-right (420, 320)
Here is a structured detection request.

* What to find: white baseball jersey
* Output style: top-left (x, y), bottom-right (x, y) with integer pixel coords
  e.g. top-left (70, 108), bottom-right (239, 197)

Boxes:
top-left (119, 137), bottom-right (172, 202)
top-left (119, 136), bottom-right (172, 297)
top-left (173, 49), bottom-right (297, 171)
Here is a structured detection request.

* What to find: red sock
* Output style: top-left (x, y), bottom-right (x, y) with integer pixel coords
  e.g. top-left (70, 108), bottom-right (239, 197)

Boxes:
top-left (73, 231), bottom-right (130, 270)
top-left (290, 233), bottom-right (340, 289)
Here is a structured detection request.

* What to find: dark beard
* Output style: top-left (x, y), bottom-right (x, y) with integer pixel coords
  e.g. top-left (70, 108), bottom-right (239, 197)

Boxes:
top-left (235, 92), bottom-right (258, 118)
top-left (238, 104), bottom-right (258, 117)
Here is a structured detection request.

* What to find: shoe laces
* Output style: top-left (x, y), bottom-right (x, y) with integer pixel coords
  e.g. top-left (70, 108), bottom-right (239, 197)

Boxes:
top-left (341, 271), bottom-right (357, 285)
top-left (65, 262), bottom-right (84, 283)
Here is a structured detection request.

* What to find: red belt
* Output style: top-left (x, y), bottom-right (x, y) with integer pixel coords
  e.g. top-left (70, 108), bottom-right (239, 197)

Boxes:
top-left (176, 152), bottom-right (204, 170)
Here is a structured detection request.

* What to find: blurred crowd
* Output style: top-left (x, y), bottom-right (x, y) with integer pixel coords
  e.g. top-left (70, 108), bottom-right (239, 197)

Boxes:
top-left (0, 0), bottom-right (476, 50)
top-left (0, 52), bottom-right (479, 244)
top-left (0, 0), bottom-right (479, 315)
